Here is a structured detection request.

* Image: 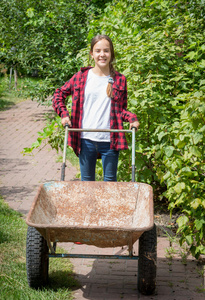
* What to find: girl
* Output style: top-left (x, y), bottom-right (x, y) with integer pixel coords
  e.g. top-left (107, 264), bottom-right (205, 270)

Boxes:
top-left (52, 34), bottom-right (139, 181)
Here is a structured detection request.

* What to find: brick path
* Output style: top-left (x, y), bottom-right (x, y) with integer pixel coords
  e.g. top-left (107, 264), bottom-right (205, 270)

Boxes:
top-left (0, 99), bottom-right (204, 299)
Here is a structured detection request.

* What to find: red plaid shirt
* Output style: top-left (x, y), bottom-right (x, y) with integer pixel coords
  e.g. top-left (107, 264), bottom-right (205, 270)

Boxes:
top-left (52, 67), bottom-right (138, 156)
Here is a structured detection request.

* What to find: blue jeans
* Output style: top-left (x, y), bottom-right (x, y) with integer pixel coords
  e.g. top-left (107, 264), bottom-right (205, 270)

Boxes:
top-left (79, 139), bottom-right (119, 181)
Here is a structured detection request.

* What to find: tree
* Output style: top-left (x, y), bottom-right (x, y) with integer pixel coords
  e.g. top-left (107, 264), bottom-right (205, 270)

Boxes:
top-left (0, 0), bottom-right (111, 98)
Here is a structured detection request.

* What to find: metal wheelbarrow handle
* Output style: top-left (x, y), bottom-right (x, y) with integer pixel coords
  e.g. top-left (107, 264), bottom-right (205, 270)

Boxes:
top-left (61, 124), bottom-right (69, 181)
top-left (61, 125), bottom-right (136, 182)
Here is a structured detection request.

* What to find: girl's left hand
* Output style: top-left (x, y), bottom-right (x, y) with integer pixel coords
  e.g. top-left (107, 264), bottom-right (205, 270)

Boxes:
top-left (129, 121), bottom-right (140, 130)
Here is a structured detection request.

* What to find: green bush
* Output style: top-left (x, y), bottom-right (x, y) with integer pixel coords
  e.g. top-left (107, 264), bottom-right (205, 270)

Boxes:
top-left (77, 0), bottom-right (205, 258)
top-left (156, 92), bottom-right (205, 259)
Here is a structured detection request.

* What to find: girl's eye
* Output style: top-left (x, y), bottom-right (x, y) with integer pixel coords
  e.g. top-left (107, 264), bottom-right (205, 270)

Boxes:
top-left (95, 49), bottom-right (110, 53)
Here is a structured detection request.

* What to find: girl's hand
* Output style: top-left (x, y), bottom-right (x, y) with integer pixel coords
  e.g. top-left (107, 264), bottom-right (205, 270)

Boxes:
top-left (129, 121), bottom-right (140, 130)
top-left (61, 116), bottom-right (72, 127)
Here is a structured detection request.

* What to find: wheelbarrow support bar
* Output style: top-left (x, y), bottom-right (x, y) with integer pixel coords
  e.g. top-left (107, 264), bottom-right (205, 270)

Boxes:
top-left (49, 253), bottom-right (139, 260)
top-left (62, 126), bottom-right (136, 182)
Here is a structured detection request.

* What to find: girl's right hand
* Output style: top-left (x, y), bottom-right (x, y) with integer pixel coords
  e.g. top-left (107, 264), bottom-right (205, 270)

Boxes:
top-left (61, 116), bottom-right (72, 127)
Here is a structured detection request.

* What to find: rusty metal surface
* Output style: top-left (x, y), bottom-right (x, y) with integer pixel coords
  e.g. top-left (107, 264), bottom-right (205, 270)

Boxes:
top-left (26, 181), bottom-right (153, 248)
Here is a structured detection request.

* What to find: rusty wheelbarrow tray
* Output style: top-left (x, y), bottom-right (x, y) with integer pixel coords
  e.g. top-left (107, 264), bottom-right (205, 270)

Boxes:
top-left (26, 180), bottom-right (154, 249)
top-left (26, 127), bottom-right (157, 295)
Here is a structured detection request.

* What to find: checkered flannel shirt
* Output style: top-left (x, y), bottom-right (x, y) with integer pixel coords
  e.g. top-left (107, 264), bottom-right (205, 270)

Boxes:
top-left (52, 67), bottom-right (138, 156)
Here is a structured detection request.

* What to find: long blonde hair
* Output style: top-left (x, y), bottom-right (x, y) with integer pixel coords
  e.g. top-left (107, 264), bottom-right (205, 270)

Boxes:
top-left (90, 35), bottom-right (115, 98)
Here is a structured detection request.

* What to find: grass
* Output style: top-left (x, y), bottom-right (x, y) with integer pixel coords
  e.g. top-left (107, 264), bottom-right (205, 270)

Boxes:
top-left (0, 75), bottom-right (39, 111)
top-left (0, 195), bottom-right (79, 300)
top-left (0, 76), bottom-right (24, 110)
top-left (56, 148), bottom-right (80, 171)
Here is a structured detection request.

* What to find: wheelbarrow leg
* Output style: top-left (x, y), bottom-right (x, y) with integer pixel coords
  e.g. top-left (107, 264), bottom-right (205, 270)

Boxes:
top-left (26, 226), bottom-right (49, 288)
top-left (138, 224), bottom-right (157, 295)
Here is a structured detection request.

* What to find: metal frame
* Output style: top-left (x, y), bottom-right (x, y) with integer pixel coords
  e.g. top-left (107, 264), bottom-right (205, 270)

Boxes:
top-left (53, 126), bottom-right (138, 260)
top-left (49, 253), bottom-right (139, 260)
top-left (61, 126), bottom-right (136, 182)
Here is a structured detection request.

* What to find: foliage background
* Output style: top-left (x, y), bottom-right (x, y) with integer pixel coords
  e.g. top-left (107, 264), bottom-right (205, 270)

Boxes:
top-left (82, 0), bottom-right (205, 259)
top-left (0, 0), bottom-right (204, 258)
top-left (0, 0), bottom-right (110, 102)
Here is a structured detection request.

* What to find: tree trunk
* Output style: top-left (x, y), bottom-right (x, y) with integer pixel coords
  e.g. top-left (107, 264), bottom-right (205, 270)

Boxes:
top-left (14, 68), bottom-right (17, 89)
top-left (9, 67), bottom-right (12, 90)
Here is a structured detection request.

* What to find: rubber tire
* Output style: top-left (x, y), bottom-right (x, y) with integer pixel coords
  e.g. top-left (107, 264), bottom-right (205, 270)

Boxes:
top-left (26, 226), bottom-right (49, 289)
top-left (138, 224), bottom-right (157, 295)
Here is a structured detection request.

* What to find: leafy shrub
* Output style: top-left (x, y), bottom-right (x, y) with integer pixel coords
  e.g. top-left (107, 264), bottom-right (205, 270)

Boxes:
top-left (77, 0), bottom-right (205, 258)
top-left (155, 92), bottom-right (205, 258)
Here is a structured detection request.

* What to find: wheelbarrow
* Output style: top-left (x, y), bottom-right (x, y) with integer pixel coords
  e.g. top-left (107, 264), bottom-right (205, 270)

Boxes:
top-left (26, 127), bottom-right (157, 295)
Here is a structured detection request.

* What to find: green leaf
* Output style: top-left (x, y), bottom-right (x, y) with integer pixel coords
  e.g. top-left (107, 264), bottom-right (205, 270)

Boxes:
top-left (200, 79), bottom-right (205, 86)
top-left (175, 159), bottom-right (182, 169)
top-left (123, 67), bottom-right (131, 76)
top-left (170, 76), bottom-right (183, 82)
top-left (180, 166), bottom-right (192, 177)
top-left (195, 218), bottom-right (205, 230)
top-left (135, 158), bottom-right (145, 171)
top-left (191, 198), bottom-right (201, 209)
top-left (162, 171), bottom-right (171, 181)
top-left (199, 60), bottom-right (205, 68)
top-left (193, 133), bottom-right (203, 145)
top-left (186, 51), bottom-right (197, 60)
top-left (155, 150), bottom-right (161, 159)
top-left (22, 147), bottom-right (34, 154)
top-left (176, 140), bottom-right (187, 149)
top-left (190, 245), bottom-right (197, 257)
top-left (174, 138), bottom-right (179, 146)
top-left (173, 182), bottom-right (185, 194)
top-left (190, 146), bottom-right (201, 158)
top-left (164, 146), bottom-right (175, 157)
top-left (177, 215), bottom-right (189, 228)
top-left (158, 131), bottom-right (167, 141)
top-left (185, 235), bottom-right (193, 245)
top-left (175, 194), bottom-right (185, 205)
top-left (26, 8), bottom-right (35, 18)
top-left (31, 141), bottom-right (40, 148)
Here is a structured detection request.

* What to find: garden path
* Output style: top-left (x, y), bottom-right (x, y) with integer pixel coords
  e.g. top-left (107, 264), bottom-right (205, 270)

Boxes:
top-left (0, 99), bottom-right (204, 299)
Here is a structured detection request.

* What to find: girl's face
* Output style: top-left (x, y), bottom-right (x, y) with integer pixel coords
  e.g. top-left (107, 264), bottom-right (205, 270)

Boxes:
top-left (90, 39), bottom-right (111, 71)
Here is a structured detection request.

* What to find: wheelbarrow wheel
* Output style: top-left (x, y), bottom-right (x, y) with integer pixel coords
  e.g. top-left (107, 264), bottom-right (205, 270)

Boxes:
top-left (138, 224), bottom-right (157, 295)
top-left (26, 226), bottom-right (49, 288)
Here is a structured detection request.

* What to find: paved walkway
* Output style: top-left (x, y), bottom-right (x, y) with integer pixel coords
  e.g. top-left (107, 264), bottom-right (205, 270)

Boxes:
top-left (0, 99), bottom-right (204, 300)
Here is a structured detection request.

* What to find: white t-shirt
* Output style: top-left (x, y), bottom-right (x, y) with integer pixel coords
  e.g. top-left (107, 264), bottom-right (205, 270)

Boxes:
top-left (81, 69), bottom-right (111, 142)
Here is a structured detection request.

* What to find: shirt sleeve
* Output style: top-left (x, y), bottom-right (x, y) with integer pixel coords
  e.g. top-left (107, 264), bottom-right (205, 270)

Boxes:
top-left (121, 78), bottom-right (138, 123)
top-left (52, 77), bottom-right (74, 119)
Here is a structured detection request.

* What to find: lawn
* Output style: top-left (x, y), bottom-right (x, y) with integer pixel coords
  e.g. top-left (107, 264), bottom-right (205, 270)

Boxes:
top-left (0, 75), bottom-right (39, 111)
top-left (0, 196), bottom-right (79, 300)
